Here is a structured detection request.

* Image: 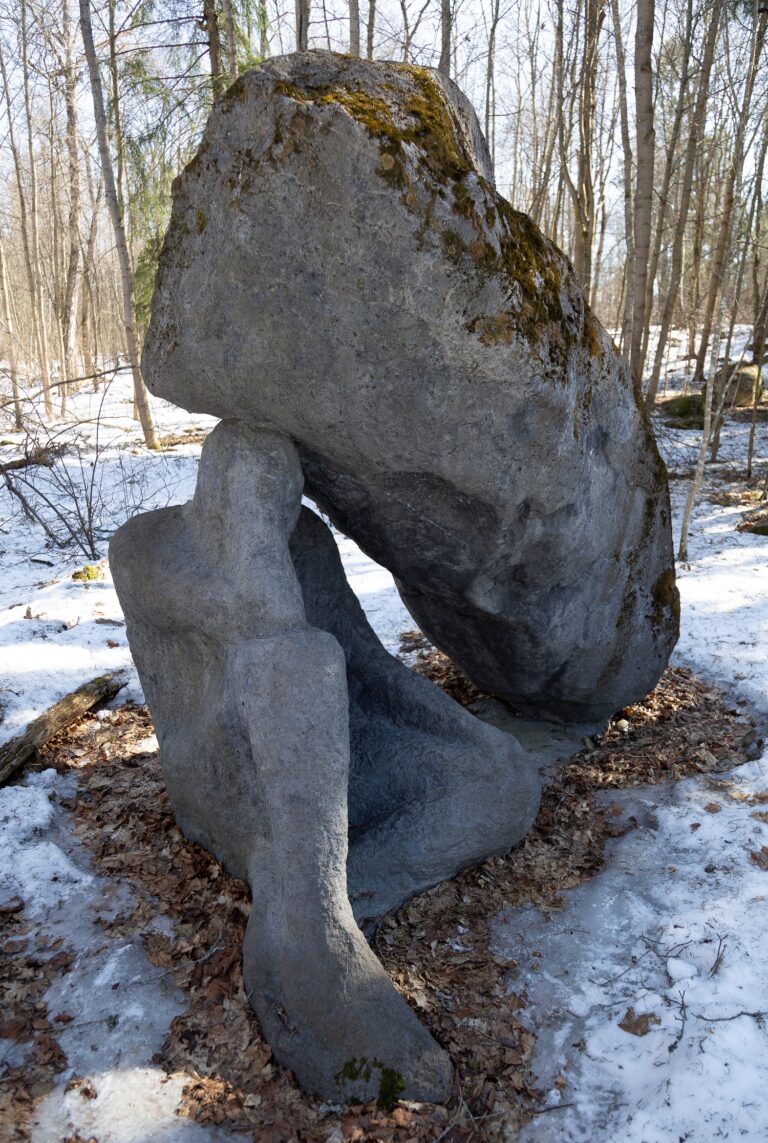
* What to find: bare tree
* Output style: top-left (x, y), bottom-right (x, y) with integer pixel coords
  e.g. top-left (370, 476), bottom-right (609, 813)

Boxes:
top-left (349, 0), bottom-right (360, 53)
top-left (0, 236), bottom-right (23, 429)
top-left (60, 0), bottom-right (82, 406)
top-left (439, 0), bottom-right (451, 75)
top-left (628, 0), bottom-right (655, 384)
top-left (644, 1), bottom-right (720, 412)
top-left (366, 0), bottom-right (375, 57)
top-left (221, 0), bottom-right (239, 78)
top-left (204, 0), bottom-right (226, 92)
top-left (79, 0), bottom-right (158, 449)
top-left (296, 0), bottom-right (311, 48)
top-left (692, 5), bottom-right (768, 386)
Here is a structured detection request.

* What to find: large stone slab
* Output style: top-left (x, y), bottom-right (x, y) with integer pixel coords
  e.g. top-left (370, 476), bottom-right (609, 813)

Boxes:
top-left (143, 49), bottom-right (677, 722)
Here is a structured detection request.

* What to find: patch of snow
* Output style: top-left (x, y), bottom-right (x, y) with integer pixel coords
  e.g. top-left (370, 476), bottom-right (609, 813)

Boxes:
top-left (494, 759), bottom-right (768, 1140)
top-left (30, 1067), bottom-right (212, 1142)
top-left (0, 765), bottom-right (228, 1140)
top-left (493, 409), bottom-right (768, 1140)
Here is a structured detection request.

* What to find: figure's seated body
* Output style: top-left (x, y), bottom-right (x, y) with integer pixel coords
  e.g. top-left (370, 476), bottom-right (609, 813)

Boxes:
top-left (111, 422), bottom-right (539, 1102)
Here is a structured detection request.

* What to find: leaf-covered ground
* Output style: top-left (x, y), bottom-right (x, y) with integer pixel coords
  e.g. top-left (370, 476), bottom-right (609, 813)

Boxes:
top-left (1, 661), bottom-right (756, 1142)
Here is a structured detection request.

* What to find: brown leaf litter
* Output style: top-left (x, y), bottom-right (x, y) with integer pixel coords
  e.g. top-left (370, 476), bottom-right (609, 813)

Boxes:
top-left (617, 1007), bottom-right (661, 1037)
top-left (1, 656), bottom-right (757, 1141)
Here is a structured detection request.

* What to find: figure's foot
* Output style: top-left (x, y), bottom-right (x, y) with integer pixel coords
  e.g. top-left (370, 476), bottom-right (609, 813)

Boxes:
top-left (242, 898), bottom-right (452, 1104)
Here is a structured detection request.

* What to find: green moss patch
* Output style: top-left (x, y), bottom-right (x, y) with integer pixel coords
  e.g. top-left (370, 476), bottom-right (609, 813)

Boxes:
top-left (335, 1056), bottom-right (407, 1111)
top-left (273, 66), bottom-right (472, 187)
top-left (662, 394), bottom-right (703, 419)
top-left (71, 564), bottom-right (103, 582)
top-left (651, 567), bottom-right (680, 631)
top-left (270, 63), bottom-right (599, 370)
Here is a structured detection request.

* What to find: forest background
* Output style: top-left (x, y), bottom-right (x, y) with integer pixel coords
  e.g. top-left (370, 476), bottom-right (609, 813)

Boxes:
top-left (3, 5), bottom-right (768, 1138)
top-left (0, 0), bottom-right (767, 544)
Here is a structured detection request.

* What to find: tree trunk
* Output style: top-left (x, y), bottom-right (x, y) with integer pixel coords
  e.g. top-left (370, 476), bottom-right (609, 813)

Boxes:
top-left (80, 149), bottom-right (102, 387)
top-left (366, 0), bottom-right (375, 57)
top-left (221, 0), bottom-right (239, 79)
top-left (644, 3), bottom-right (720, 412)
top-left (692, 11), bottom-right (768, 386)
top-left (204, 0), bottom-right (226, 93)
top-left (640, 0), bottom-right (693, 370)
top-left (21, 0), bottom-right (54, 420)
top-left (484, 0), bottom-right (501, 151)
top-left (439, 0), bottom-right (451, 75)
top-left (1, 13), bottom-right (53, 421)
top-left (349, 0), bottom-right (360, 54)
top-left (259, 2), bottom-right (269, 59)
top-left (629, 0), bottom-right (655, 386)
top-left (0, 239), bottom-right (23, 430)
top-left (61, 0), bottom-right (82, 404)
top-left (79, 0), bottom-right (158, 449)
top-left (609, 0), bottom-right (634, 352)
top-left (106, 0), bottom-right (128, 224)
top-left (296, 0), bottom-right (310, 49)
top-left (678, 295), bottom-right (726, 561)
top-left (557, 0), bottom-right (605, 297)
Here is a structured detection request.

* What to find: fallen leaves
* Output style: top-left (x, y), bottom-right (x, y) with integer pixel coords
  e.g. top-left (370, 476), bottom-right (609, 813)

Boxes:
top-left (749, 847), bottom-right (768, 871)
top-left (618, 1007), bottom-right (661, 1037)
top-left (0, 896), bottom-right (25, 915)
top-left (0, 928), bottom-right (73, 1142)
top-left (3, 662), bottom-right (755, 1141)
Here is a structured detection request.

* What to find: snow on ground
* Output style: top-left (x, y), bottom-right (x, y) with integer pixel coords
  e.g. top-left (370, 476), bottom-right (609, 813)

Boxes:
top-left (2, 359), bottom-right (768, 1139)
top-left (0, 768), bottom-right (215, 1141)
top-left (496, 755), bottom-right (768, 1142)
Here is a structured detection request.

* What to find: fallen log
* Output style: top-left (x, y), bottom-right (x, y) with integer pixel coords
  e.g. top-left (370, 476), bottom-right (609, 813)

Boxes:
top-left (0, 672), bottom-right (127, 785)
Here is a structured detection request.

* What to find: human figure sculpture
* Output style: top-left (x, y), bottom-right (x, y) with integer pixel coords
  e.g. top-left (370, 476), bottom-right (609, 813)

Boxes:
top-left (110, 50), bottom-right (677, 1103)
top-left (111, 422), bottom-right (540, 1101)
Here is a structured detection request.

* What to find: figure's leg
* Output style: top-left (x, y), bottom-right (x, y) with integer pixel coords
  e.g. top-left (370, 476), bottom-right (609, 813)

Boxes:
top-left (237, 634), bottom-right (451, 1103)
top-left (289, 506), bottom-right (542, 929)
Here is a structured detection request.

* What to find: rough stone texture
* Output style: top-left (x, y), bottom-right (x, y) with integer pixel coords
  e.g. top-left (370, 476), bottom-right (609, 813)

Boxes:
top-left (290, 506), bottom-right (540, 928)
top-left (143, 50), bottom-right (678, 723)
top-left (110, 421), bottom-right (540, 1103)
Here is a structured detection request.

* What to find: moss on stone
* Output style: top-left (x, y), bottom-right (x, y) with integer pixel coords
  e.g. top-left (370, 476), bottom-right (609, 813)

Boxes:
top-left (441, 229), bottom-right (467, 260)
top-left (273, 66), bottom-right (472, 187)
top-left (72, 563), bottom-right (102, 582)
top-left (585, 313), bottom-right (601, 357)
top-left (467, 312), bottom-right (515, 346)
top-left (378, 145), bottom-right (408, 190)
top-left (335, 1057), bottom-right (406, 1110)
top-left (337, 1057), bottom-right (373, 1084)
top-left (377, 1066), bottom-right (406, 1110)
top-left (399, 67), bottom-right (472, 183)
top-left (195, 209), bottom-right (207, 234)
top-left (662, 394), bottom-right (703, 419)
top-left (616, 583), bottom-right (636, 631)
top-left (270, 65), bottom-right (605, 369)
top-left (651, 567), bottom-right (680, 631)
top-left (452, 181), bottom-right (475, 220)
